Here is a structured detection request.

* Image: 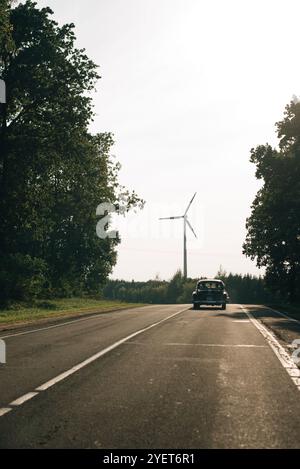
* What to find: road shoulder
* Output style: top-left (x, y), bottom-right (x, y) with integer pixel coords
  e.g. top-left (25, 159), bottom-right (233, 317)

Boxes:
top-left (0, 303), bottom-right (145, 335)
top-left (243, 304), bottom-right (300, 366)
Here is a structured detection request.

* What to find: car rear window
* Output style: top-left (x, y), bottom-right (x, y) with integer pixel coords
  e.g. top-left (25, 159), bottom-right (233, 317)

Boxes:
top-left (198, 282), bottom-right (223, 290)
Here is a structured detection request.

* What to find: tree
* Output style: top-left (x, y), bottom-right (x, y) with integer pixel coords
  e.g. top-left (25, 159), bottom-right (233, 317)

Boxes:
top-left (166, 270), bottom-right (184, 303)
top-left (103, 271), bottom-right (272, 305)
top-left (0, 1), bottom-right (15, 56)
top-left (0, 1), bottom-right (143, 302)
top-left (215, 265), bottom-right (227, 282)
top-left (243, 99), bottom-right (300, 302)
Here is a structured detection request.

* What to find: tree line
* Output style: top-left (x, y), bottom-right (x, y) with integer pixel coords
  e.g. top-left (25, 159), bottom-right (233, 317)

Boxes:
top-left (103, 270), bottom-right (274, 305)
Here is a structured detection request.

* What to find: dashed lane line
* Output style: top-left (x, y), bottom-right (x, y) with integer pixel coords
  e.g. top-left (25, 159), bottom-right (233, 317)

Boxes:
top-left (0, 306), bottom-right (189, 418)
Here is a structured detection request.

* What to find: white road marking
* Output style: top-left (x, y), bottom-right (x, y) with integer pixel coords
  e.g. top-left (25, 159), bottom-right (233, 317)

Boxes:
top-left (0, 408), bottom-right (12, 417)
top-left (0, 305), bottom-right (155, 340)
top-left (10, 392), bottom-right (39, 406)
top-left (232, 319), bottom-right (250, 323)
top-left (241, 305), bottom-right (300, 391)
top-left (125, 341), bottom-right (267, 348)
top-left (266, 306), bottom-right (300, 324)
top-left (0, 306), bottom-right (188, 417)
top-left (164, 343), bottom-right (267, 348)
top-left (0, 315), bottom-right (107, 340)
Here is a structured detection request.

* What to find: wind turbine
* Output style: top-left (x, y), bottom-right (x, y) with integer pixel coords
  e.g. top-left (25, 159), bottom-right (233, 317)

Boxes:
top-left (159, 193), bottom-right (197, 279)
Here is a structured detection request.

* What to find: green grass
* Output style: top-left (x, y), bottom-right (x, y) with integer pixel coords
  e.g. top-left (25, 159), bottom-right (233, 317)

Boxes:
top-left (0, 298), bottom-right (145, 326)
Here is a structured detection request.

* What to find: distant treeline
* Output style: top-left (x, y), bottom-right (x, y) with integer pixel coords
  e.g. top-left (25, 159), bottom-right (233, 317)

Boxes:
top-left (103, 270), bottom-right (274, 305)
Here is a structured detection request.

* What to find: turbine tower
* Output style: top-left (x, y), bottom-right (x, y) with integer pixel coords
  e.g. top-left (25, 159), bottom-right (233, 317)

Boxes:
top-left (159, 193), bottom-right (197, 279)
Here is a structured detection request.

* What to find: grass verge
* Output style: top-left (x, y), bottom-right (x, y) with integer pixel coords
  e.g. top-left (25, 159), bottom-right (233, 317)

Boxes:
top-left (0, 298), bottom-right (145, 327)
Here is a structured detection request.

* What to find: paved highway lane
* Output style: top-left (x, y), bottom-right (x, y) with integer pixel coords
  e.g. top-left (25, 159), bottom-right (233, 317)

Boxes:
top-left (0, 305), bottom-right (186, 407)
top-left (0, 304), bottom-right (300, 448)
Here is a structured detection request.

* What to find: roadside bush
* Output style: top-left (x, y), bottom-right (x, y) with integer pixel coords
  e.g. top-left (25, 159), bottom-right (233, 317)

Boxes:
top-left (0, 254), bottom-right (47, 304)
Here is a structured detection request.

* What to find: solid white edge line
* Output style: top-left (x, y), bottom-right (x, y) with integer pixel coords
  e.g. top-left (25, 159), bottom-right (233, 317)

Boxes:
top-left (265, 306), bottom-right (300, 324)
top-left (125, 341), bottom-right (267, 348)
top-left (163, 343), bottom-right (267, 348)
top-left (0, 316), bottom-right (108, 340)
top-left (0, 306), bottom-right (189, 417)
top-left (240, 305), bottom-right (300, 391)
top-left (0, 305), bottom-right (158, 340)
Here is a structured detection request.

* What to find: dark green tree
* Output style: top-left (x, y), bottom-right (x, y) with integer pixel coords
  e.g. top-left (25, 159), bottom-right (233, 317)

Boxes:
top-left (0, 1), bottom-right (15, 53)
top-left (243, 99), bottom-right (300, 302)
top-left (103, 270), bottom-right (272, 305)
top-left (0, 1), bottom-right (143, 301)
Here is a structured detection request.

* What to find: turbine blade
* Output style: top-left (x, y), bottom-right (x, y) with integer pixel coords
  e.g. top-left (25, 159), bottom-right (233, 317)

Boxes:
top-left (186, 218), bottom-right (197, 238)
top-left (184, 192), bottom-right (197, 215)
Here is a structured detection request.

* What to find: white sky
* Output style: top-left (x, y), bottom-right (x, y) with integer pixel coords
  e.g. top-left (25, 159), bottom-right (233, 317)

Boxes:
top-left (35, 0), bottom-right (300, 281)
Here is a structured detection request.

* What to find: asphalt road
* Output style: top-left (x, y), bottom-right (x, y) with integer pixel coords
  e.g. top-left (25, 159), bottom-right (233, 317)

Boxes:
top-left (0, 303), bottom-right (300, 448)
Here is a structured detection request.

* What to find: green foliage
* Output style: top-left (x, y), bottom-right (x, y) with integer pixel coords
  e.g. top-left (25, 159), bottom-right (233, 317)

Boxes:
top-left (243, 100), bottom-right (300, 302)
top-left (0, 1), bottom-right (16, 57)
top-left (103, 270), bottom-right (272, 305)
top-left (166, 270), bottom-right (184, 302)
top-left (0, 1), bottom-right (143, 303)
top-left (0, 253), bottom-right (47, 302)
top-left (222, 272), bottom-right (272, 304)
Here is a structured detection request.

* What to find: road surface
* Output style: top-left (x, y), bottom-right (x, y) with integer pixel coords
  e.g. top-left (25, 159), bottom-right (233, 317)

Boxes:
top-left (0, 304), bottom-right (300, 448)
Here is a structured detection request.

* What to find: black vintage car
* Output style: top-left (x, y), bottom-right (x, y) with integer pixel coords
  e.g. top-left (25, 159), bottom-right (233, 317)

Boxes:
top-left (192, 279), bottom-right (228, 310)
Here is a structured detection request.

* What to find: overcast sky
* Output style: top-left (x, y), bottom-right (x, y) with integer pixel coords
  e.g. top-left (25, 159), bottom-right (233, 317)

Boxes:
top-left (35, 0), bottom-right (300, 281)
